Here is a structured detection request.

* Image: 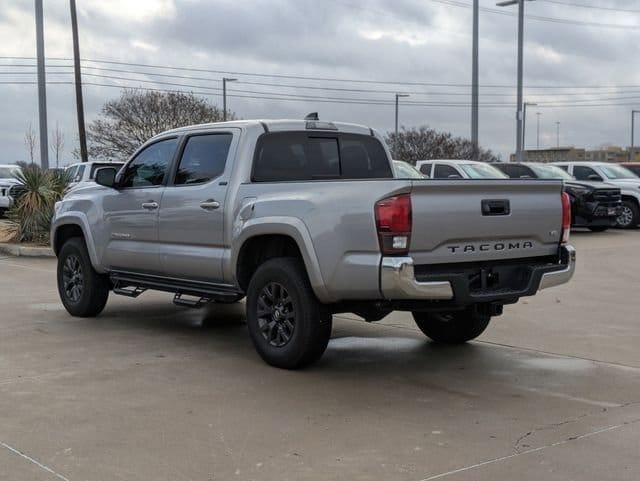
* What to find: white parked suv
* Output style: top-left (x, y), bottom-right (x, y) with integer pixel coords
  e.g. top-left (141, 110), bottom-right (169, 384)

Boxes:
top-left (552, 162), bottom-right (640, 228)
top-left (65, 161), bottom-right (125, 189)
top-left (415, 159), bottom-right (508, 179)
top-left (0, 164), bottom-right (23, 216)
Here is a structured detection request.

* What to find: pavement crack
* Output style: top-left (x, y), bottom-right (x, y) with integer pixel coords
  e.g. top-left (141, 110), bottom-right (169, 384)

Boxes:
top-left (420, 418), bottom-right (640, 481)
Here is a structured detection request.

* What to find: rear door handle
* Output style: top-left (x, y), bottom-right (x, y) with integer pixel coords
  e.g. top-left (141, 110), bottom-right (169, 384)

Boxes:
top-left (200, 199), bottom-right (220, 210)
top-left (141, 201), bottom-right (159, 210)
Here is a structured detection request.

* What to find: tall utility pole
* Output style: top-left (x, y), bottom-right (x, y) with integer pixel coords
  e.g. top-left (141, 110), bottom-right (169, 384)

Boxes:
top-left (631, 110), bottom-right (639, 161)
top-left (222, 77), bottom-right (237, 121)
top-left (522, 101), bottom-right (537, 152)
top-left (497, 0), bottom-right (533, 163)
top-left (556, 121), bottom-right (560, 148)
top-left (70, 0), bottom-right (88, 163)
top-left (471, 0), bottom-right (479, 161)
top-left (34, 0), bottom-right (49, 169)
top-left (536, 112), bottom-right (541, 149)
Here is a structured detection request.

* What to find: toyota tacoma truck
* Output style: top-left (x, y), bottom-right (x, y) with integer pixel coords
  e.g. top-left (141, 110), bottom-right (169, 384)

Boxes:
top-left (51, 119), bottom-right (575, 369)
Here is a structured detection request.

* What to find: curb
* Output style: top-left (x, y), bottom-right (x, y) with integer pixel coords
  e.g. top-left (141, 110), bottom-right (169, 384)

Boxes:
top-left (0, 243), bottom-right (55, 258)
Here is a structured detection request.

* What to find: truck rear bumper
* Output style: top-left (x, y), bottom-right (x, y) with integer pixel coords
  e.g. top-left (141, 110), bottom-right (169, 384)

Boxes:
top-left (380, 245), bottom-right (575, 303)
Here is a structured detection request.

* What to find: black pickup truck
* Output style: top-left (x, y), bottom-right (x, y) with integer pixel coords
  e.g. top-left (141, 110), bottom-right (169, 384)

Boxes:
top-left (495, 162), bottom-right (622, 232)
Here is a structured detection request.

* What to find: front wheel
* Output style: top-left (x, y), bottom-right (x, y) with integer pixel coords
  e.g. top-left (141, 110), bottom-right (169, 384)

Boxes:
top-left (57, 237), bottom-right (110, 317)
top-left (616, 201), bottom-right (640, 229)
top-left (246, 257), bottom-right (332, 369)
top-left (412, 307), bottom-right (490, 344)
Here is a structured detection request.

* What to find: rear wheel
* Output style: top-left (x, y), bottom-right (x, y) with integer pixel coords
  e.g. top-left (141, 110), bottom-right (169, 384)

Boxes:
top-left (57, 237), bottom-right (109, 317)
top-left (412, 307), bottom-right (490, 344)
top-left (246, 257), bottom-right (332, 369)
top-left (616, 201), bottom-right (639, 229)
top-left (588, 226), bottom-right (608, 232)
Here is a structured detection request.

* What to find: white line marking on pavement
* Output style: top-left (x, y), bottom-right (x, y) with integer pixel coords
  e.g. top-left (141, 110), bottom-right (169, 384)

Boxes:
top-left (0, 440), bottom-right (71, 481)
top-left (418, 419), bottom-right (640, 481)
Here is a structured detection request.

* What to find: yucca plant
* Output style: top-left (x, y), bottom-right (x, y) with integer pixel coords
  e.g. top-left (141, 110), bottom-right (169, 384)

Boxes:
top-left (5, 164), bottom-right (71, 244)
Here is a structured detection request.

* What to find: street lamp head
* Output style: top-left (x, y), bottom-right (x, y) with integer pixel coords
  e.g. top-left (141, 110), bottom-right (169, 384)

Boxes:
top-left (224, 77), bottom-right (238, 83)
top-left (396, 93), bottom-right (410, 99)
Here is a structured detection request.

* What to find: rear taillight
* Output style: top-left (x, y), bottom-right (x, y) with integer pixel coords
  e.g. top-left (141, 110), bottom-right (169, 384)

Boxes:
top-left (375, 194), bottom-right (412, 255)
top-left (561, 191), bottom-right (571, 244)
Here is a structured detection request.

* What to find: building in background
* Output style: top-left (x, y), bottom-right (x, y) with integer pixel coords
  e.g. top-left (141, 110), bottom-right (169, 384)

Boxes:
top-left (510, 147), bottom-right (586, 163)
top-left (509, 146), bottom-right (640, 163)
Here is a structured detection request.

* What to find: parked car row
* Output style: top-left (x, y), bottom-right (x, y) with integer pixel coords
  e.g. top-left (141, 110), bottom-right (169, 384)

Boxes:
top-left (393, 158), bottom-right (640, 231)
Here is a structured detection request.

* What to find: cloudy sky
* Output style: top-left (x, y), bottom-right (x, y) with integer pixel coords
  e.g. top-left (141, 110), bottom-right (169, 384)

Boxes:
top-left (1, 0), bottom-right (639, 165)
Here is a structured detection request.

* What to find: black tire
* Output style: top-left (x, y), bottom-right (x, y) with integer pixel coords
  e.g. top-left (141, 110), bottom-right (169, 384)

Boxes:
top-left (616, 200), bottom-right (640, 229)
top-left (588, 226), bottom-right (608, 232)
top-left (246, 257), bottom-right (332, 369)
top-left (57, 237), bottom-right (109, 317)
top-left (412, 306), bottom-right (490, 344)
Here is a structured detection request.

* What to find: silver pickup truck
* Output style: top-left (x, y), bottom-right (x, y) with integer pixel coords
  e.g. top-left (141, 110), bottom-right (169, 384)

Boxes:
top-left (51, 119), bottom-right (575, 369)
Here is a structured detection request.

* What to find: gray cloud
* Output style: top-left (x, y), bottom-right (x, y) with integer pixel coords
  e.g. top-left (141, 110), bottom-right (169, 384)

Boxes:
top-left (1, 0), bottom-right (639, 165)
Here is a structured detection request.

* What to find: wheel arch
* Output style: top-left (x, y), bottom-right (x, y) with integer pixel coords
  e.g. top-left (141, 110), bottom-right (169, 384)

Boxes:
top-left (232, 219), bottom-right (331, 302)
top-left (52, 214), bottom-right (103, 271)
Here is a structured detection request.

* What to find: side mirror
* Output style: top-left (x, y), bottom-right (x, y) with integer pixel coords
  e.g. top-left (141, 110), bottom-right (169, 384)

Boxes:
top-left (95, 167), bottom-right (118, 188)
top-left (588, 174), bottom-right (602, 181)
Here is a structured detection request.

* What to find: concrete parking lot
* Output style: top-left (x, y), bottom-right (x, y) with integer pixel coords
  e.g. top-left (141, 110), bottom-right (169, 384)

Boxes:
top-left (1, 230), bottom-right (639, 481)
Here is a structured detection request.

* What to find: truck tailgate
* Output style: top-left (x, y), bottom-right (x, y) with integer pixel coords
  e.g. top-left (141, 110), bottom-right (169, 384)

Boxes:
top-left (409, 180), bottom-right (563, 264)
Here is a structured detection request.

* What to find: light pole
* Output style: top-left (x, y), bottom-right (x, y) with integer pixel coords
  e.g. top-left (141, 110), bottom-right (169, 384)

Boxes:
top-left (536, 112), bottom-right (541, 150)
top-left (631, 110), bottom-right (640, 161)
top-left (395, 93), bottom-right (410, 147)
top-left (471, 0), bottom-right (479, 161)
top-left (34, 0), bottom-right (49, 169)
top-left (497, 0), bottom-right (534, 163)
top-left (222, 78), bottom-right (237, 121)
top-left (556, 121), bottom-right (560, 148)
top-left (522, 101), bottom-right (537, 152)
top-left (70, 0), bottom-right (87, 162)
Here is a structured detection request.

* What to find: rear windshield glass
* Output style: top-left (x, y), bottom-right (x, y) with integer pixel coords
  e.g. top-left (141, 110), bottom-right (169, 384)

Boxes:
top-left (252, 132), bottom-right (392, 182)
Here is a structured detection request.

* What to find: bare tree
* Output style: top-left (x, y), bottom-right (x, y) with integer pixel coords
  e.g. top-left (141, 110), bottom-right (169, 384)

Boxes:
top-left (87, 89), bottom-right (233, 161)
top-left (50, 122), bottom-right (65, 169)
top-left (386, 126), bottom-right (500, 164)
top-left (24, 122), bottom-right (38, 165)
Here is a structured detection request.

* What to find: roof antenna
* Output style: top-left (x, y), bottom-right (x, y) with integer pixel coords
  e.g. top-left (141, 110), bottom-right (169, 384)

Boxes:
top-left (304, 112), bottom-right (319, 121)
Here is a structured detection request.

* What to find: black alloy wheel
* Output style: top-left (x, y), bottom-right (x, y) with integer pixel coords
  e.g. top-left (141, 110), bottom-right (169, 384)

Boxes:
top-left (257, 282), bottom-right (296, 347)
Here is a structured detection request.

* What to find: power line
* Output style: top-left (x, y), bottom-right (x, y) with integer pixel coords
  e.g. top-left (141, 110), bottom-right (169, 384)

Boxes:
top-left (430, 0), bottom-right (640, 29)
top-left (538, 0), bottom-right (640, 13)
top-left (2, 56), bottom-right (640, 90)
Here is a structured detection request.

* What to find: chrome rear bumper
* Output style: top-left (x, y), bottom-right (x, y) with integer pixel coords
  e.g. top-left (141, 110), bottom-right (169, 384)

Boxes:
top-left (380, 245), bottom-right (576, 301)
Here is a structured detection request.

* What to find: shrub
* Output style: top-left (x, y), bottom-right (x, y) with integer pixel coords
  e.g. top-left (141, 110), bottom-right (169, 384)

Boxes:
top-left (5, 165), bottom-right (71, 244)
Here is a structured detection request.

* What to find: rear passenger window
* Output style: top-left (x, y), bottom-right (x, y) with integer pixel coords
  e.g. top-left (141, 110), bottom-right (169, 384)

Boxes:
top-left (433, 164), bottom-right (462, 179)
top-left (175, 134), bottom-right (233, 185)
top-left (252, 132), bottom-right (392, 182)
top-left (340, 136), bottom-right (391, 179)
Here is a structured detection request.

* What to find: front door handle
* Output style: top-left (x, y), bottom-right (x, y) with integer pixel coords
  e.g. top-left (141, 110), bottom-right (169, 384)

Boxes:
top-left (200, 199), bottom-right (220, 210)
top-left (141, 201), bottom-right (159, 210)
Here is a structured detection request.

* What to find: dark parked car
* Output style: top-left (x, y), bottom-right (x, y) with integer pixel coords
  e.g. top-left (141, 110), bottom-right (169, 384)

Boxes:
top-left (495, 162), bottom-right (621, 232)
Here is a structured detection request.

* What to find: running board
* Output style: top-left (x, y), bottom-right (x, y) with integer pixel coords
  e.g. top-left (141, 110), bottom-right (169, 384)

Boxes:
top-left (110, 271), bottom-right (242, 303)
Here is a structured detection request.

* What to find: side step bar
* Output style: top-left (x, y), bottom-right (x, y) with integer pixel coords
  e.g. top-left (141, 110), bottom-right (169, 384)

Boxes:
top-left (110, 271), bottom-right (243, 304)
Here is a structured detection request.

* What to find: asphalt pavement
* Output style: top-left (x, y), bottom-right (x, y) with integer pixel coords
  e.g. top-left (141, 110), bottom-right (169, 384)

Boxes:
top-left (0, 229), bottom-right (638, 481)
